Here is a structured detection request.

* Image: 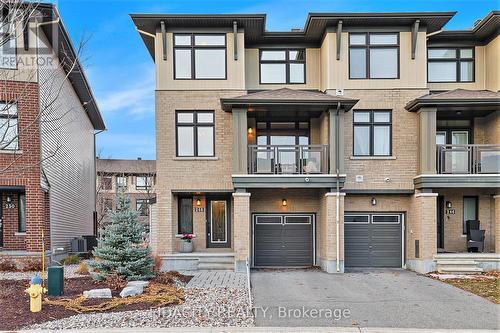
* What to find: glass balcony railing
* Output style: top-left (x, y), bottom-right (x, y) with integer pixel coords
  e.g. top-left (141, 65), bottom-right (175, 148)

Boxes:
top-left (436, 144), bottom-right (500, 174)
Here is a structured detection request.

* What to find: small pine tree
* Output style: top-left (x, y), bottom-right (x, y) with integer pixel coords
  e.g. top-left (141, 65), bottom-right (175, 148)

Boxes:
top-left (91, 193), bottom-right (154, 281)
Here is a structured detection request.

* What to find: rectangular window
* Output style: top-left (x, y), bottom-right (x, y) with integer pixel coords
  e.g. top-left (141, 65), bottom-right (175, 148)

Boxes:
top-left (18, 193), bottom-right (26, 232)
top-left (260, 49), bottom-right (305, 84)
top-left (349, 33), bottom-right (399, 79)
top-left (463, 196), bottom-right (478, 234)
top-left (136, 176), bottom-right (152, 190)
top-left (101, 176), bottom-right (112, 190)
top-left (0, 102), bottom-right (18, 150)
top-left (103, 198), bottom-right (113, 211)
top-left (178, 197), bottom-right (193, 234)
top-left (116, 176), bottom-right (127, 190)
top-left (136, 199), bottom-right (149, 216)
top-left (428, 48), bottom-right (474, 82)
top-left (353, 110), bottom-right (392, 156)
top-left (0, 21), bottom-right (16, 69)
top-left (173, 34), bottom-right (226, 79)
top-left (176, 111), bottom-right (215, 157)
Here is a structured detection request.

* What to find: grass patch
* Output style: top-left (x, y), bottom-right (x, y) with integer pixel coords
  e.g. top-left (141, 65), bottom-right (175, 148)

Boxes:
top-left (445, 277), bottom-right (499, 304)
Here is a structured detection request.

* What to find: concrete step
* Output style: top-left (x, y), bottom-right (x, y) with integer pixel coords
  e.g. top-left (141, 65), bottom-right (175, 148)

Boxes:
top-left (436, 260), bottom-right (477, 265)
top-left (198, 262), bottom-right (234, 270)
top-left (438, 265), bottom-right (483, 274)
top-left (198, 256), bottom-right (235, 264)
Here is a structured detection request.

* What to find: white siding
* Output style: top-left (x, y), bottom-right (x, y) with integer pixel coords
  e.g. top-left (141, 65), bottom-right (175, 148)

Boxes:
top-left (38, 30), bottom-right (95, 252)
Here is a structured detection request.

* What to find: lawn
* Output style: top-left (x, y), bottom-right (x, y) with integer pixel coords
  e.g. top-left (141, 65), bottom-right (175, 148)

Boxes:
top-left (440, 273), bottom-right (499, 304)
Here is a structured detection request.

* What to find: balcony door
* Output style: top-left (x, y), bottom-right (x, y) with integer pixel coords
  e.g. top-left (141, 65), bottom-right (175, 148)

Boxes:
top-left (437, 129), bottom-right (471, 173)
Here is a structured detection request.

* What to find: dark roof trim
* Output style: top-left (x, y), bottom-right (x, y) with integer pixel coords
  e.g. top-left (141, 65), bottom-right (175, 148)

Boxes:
top-left (38, 3), bottom-right (105, 130)
top-left (406, 98), bottom-right (500, 112)
top-left (342, 189), bottom-right (415, 195)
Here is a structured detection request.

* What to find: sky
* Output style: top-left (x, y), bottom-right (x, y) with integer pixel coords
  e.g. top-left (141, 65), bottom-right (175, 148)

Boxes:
top-left (53, 0), bottom-right (498, 160)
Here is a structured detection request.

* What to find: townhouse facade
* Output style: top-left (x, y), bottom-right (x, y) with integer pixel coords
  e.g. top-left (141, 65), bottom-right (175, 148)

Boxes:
top-left (96, 158), bottom-right (156, 229)
top-left (131, 11), bottom-right (499, 273)
top-left (0, 3), bottom-right (105, 259)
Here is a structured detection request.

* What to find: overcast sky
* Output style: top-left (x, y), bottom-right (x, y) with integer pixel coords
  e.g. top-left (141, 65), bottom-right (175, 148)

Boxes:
top-left (54, 0), bottom-right (498, 160)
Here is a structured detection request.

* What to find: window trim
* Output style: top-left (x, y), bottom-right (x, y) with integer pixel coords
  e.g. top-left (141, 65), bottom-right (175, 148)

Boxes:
top-left (427, 47), bottom-right (475, 83)
top-left (259, 49), bottom-right (306, 84)
top-left (0, 102), bottom-right (19, 150)
top-left (178, 196), bottom-right (193, 234)
top-left (463, 196), bottom-right (478, 235)
top-left (136, 198), bottom-right (150, 216)
top-left (135, 175), bottom-right (153, 190)
top-left (175, 110), bottom-right (215, 157)
top-left (352, 110), bottom-right (392, 157)
top-left (18, 193), bottom-right (26, 232)
top-left (0, 27), bottom-right (17, 70)
top-left (173, 33), bottom-right (227, 80)
top-left (116, 175), bottom-right (127, 190)
top-left (101, 175), bottom-right (113, 190)
top-left (348, 32), bottom-right (400, 80)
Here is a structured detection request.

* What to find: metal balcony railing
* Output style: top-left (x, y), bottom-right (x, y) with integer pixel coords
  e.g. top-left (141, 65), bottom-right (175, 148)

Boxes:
top-left (248, 144), bottom-right (329, 174)
top-left (436, 144), bottom-right (500, 174)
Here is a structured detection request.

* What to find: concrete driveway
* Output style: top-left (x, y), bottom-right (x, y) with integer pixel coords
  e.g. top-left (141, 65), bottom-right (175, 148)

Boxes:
top-left (251, 269), bottom-right (499, 329)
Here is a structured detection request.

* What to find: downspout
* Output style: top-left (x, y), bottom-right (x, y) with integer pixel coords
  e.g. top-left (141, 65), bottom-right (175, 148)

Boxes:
top-left (335, 102), bottom-right (341, 272)
top-left (426, 29), bottom-right (443, 39)
top-left (136, 28), bottom-right (156, 39)
top-left (94, 129), bottom-right (105, 235)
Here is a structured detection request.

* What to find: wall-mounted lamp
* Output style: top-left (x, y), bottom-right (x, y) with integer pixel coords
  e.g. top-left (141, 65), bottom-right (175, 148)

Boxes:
top-left (371, 197), bottom-right (377, 206)
top-left (196, 198), bottom-right (202, 207)
top-left (446, 201), bottom-right (452, 208)
top-left (247, 127), bottom-right (254, 135)
top-left (282, 199), bottom-right (287, 207)
top-left (6, 195), bottom-right (12, 203)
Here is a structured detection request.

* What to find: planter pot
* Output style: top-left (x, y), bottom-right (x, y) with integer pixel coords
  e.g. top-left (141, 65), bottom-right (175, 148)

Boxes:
top-left (180, 240), bottom-right (193, 253)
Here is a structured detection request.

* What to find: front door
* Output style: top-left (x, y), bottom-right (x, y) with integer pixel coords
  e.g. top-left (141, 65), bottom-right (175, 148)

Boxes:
top-left (0, 195), bottom-right (3, 247)
top-left (206, 198), bottom-right (231, 248)
top-left (437, 196), bottom-right (444, 249)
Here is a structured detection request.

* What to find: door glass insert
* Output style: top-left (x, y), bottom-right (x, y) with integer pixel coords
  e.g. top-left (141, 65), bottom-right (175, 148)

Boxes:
top-left (451, 131), bottom-right (469, 173)
top-left (436, 131), bottom-right (446, 145)
top-left (463, 197), bottom-right (477, 234)
top-left (211, 201), bottom-right (227, 243)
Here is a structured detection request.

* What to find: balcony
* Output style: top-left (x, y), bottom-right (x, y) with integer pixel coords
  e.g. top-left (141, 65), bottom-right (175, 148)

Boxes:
top-left (436, 144), bottom-right (500, 174)
top-left (248, 144), bottom-right (329, 175)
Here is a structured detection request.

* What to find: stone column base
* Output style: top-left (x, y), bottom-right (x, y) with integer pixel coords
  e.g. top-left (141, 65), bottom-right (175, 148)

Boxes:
top-left (406, 259), bottom-right (436, 273)
top-left (234, 260), bottom-right (247, 273)
top-left (318, 257), bottom-right (345, 273)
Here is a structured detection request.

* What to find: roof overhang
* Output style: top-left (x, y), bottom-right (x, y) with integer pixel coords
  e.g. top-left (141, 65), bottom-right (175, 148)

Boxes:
top-left (405, 98), bottom-right (500, 113)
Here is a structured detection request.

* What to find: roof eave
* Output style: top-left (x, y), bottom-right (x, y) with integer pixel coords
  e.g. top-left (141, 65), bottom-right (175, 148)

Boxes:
top-left (406, 98), bottom-right (500, 112)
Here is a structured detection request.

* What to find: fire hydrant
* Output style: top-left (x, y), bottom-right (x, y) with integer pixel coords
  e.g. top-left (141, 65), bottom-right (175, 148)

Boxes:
top-left (25, 275), bottom-right (46, 313)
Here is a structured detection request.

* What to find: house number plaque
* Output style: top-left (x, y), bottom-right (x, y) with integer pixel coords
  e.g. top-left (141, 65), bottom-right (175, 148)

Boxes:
top-left (5, 203), bottom-right (15, 209)
top-left (447, 209), bottom-right (456, 215)
top-left (194, 207), bottom-right (205, 212)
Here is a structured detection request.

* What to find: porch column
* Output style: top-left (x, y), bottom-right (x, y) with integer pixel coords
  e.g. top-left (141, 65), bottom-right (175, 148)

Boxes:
top-left (418, 107), bottom-right (437, 174)
top-left (232, 108), bottom-right (248, 174)
top-left (322, 192), bottom-right (345, 273)
top-left (233, 191), bottom-right (251, 272)
top-left (329, 108), bottom-right (345, 174)
top-left (408, 192), bottom-right (438, 273)
top-left (495, 195), bottom-right (500, 253)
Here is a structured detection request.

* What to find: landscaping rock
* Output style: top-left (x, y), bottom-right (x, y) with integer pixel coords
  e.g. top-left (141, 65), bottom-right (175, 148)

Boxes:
top-left (119, 286), bottom-right (143, 298)
top-left (83, 288), bottom-right (112, 299)
top-left (127, 280), bottom-right (149, 289)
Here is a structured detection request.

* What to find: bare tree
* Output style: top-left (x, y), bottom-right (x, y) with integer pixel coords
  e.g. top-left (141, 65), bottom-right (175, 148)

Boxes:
top-left (0, 0), bottom-right (90, 176)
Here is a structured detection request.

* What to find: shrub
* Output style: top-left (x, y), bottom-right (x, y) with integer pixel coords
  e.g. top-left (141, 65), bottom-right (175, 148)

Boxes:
top-left (0, 258), bottom-right (17, 272)
top-left (62, 255), bottom-right (81, 265)
top-left (76, 262), bottom-right (90, 275)
top-left (20, 258), bottom-right (43, 272)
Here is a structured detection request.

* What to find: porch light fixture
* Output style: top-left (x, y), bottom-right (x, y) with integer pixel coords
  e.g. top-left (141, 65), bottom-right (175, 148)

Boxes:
top-left (196, 198), bottom-right (202, 207)
top-left (446, 201), bottom-right (452, 208)
top-left (371, 197), bottom-right (377, 206)
top-left (247, 127), bottom-right (254, 135)
top-left (282, 199), bottom-right (287, 207)
top-left (6, 195), bottom-right (12, 203)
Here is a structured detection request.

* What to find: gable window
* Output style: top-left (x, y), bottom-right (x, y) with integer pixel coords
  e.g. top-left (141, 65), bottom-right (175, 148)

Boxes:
top-left (116, 176), bottom-right (127, 190)
top-left (0, 102), bottom-right (18, 150)
top-left (259, 50), bottom-right (306, 84)
top-left (349, 33), bottom-right (399, 79)
top-left (353, 110), bottom-right (392, 156)
top-left (178, 197), bottom-right (193, 234)
top-left (176, 111), bottom-right (215, 157)
top-left (136, 199), bottom-right (149, 216)
top-left (136, 176), bottom-right (152, 190)
top-left (428, 48), bottom-right (474, 82)
top-left (0, 20), bottom-right (16, 69)
top-left (101, 175), bottom-right (112, 190)
top-left (18, 193), bottom-right (26, 232)
top-left (174, 34), bottom-right (226, 79)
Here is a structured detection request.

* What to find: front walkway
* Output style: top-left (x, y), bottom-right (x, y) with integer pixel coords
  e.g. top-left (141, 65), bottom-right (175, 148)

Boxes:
top-left (186, 270), bottom-right (247, 289)
top-left (251, 268), bottom-right (499, 329)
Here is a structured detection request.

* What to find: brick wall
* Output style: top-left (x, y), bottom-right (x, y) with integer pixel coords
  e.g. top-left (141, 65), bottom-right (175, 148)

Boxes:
top-left (0, 81), bottom-right (49, 252)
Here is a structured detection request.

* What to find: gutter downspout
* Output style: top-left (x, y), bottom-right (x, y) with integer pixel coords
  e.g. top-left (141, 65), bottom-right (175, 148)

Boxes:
top-left (136, 28), bottom-right (156, 39)
top-left (335, 102), bottom-right (341, 273)
top-left (93, 129), bottom-right (105, 235)
top-left (426, 29), bottom-right (443, 39)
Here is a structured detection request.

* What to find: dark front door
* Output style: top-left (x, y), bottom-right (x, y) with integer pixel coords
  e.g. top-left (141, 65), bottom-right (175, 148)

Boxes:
top-left (437, 196), bottom-right (444, 249)
top-left (0, 195), bottom-right (3, 247)
top-left (206, 197), bottom-right (231, 248)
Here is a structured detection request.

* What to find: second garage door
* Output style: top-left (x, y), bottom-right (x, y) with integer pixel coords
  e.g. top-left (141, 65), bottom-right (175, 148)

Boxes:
top-left (345, 214), bottom-right (403, 268)
top-left (253, 214), bottom-right (314, 267)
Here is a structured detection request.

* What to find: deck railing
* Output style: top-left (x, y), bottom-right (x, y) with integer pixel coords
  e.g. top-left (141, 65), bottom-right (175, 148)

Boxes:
top-left (436, 144), bottom-right (500, 174)
top-left (248, 144), bottom-right (329, 174)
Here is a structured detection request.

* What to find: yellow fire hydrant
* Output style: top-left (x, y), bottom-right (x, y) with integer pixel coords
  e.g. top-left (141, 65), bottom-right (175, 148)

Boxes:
top-left (25, 275), bottom-right (46, 313)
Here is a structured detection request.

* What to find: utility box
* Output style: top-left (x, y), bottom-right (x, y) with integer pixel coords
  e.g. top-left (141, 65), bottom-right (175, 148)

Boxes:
top-left (47, 266), bottom-right (64, 296)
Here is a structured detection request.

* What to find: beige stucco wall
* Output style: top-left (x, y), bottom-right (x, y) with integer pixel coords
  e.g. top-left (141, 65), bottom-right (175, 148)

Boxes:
top-left (155, 31), bottom-right (246, 91)
top-left (245, 48), bottom-right (321, 90)
top-left (485, 35), bottom-right (500, 91)
top-left (320, 31), bottom-right (428, 90)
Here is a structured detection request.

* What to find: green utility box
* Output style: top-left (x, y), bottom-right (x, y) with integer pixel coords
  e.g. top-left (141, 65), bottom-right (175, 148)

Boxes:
top-left (47, 266), bottom-right (64, 296)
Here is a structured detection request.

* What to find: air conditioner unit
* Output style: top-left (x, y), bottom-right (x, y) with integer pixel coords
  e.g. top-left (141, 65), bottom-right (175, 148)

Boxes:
top-left (70, 237), bottom-right (87, 253)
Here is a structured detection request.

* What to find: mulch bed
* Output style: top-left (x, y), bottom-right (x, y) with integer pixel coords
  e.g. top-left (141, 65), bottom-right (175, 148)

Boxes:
top-left (0, 273), bottom-right (192, 330)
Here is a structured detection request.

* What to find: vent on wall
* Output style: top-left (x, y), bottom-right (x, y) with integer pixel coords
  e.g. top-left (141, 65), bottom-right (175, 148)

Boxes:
top-left (415, 240), bottom-right (420, 259)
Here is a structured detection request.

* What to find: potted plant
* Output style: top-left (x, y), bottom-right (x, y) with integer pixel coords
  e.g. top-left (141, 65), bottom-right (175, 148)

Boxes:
top-left (179, 233), bottom-right (195, 253)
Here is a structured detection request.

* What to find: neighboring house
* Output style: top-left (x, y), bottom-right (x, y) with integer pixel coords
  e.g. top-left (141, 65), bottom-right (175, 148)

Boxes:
top-left (0, 3), bottom-right (105, 260)
top-left (131, 11), bottom-right (499, 273)
top-left (96, 158), bottom-right (156, 229)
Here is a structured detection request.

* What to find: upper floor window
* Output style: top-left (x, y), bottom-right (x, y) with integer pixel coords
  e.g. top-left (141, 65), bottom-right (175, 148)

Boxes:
top-left (0, 21), bottom-right (16, 69)
top-left (103, 198), bottom-right (113, 211)
top-left (353, 110), bottom-right (392, 156)
top-left (349, 33), bottom-right (399, 79)
top-left (174, 34), bottom-right (226, 80)
top-left (116, 176), bottom-right (127, 190)
top-left (100, 175), bottom-right (112, 190)
top-left (136, 199), bottom-right (149, 216)
top-left (0, 102), bottom-right (18, 150)
top-left (259, 50), bottom-right (305, 84)
top-left (428, 48), bottom-right (474, 82)
top-left (136, 176), bottom-right (153, 190)
top-left (176, 111), bottom-right (215, 157)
